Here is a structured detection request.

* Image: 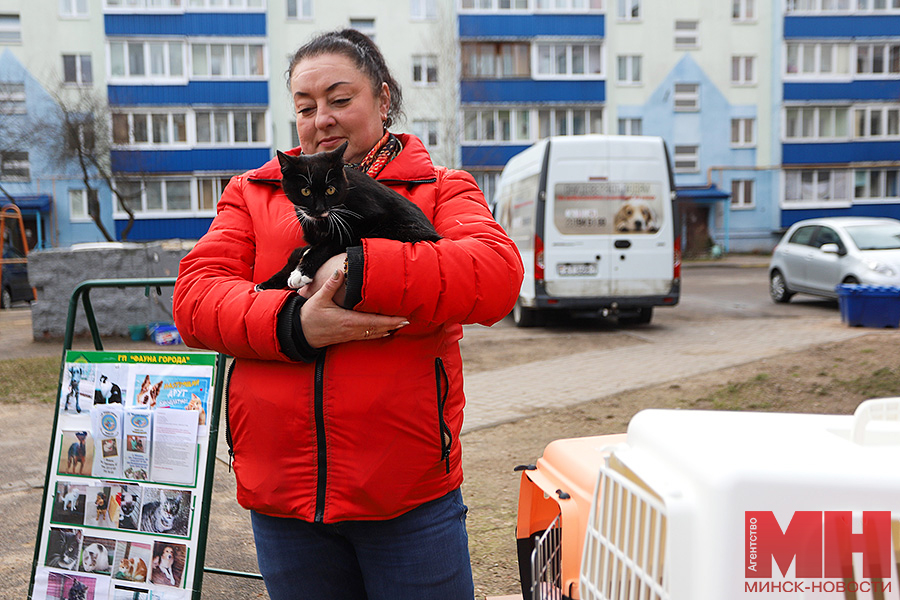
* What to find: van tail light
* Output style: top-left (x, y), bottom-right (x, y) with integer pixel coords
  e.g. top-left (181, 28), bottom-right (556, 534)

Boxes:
top-left (673, 235), bottom-right (682, 280)
top-left (534, 234), bottom-right (545, 282)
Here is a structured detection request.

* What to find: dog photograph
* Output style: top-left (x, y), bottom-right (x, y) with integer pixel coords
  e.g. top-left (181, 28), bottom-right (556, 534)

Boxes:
top-left (45, 528), bottom-right (83, 571)
top-left (57, 431), bottom-right (94, 477)
top-left (613, 199), bottom-right (660, 233)
top-left (111, 484), bottom-right (142, 531)
top-left (112, 540), bottom-right (152, 584)
top-left (151, 541), bottom-right (187, 587)
top-left (81, 484), bottom-right (114, 528)
top-left (51, 482), bottom-right (87, 525)
top-left (79, 536), bottom-right (114, 575)
top-left (61, 363), bottom-right (98, 415)
top-left (45, 571), bottom-right (98, 600)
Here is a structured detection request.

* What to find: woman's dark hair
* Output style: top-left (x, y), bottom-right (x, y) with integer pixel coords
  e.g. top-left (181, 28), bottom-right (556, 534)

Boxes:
top-left (287, 29), bottom-right (404, 128)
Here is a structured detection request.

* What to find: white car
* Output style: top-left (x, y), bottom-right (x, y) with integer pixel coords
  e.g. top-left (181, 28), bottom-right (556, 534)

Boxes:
top-left (768, 217), bottom-right (900, 303)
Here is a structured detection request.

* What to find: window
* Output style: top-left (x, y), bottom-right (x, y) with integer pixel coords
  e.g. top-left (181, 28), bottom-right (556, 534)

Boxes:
top-left (115, 176), bottom-right (236, 215)
top-left (534, 0), bottom-right (603, 10)
top-left (462, 43), bottom-right (530, 78)
top-left (785, 42), bottom-right (851, 76)
top-left (617, 118), bottom-right (642, 135)
top-left (0, 14), bottom-right (21, 43)
top-left (731, 118), bottom-right (755, 146)
top-left (69, 189), bottom-right (96, 220)
top-left (732, 0), bottom-right (755, 20)
top-left (855, 168), bottom-right (900, 199)
top-left (469, 171), bottom-right (501, 207)
top-left (535, 43), bottom-right (603, 77)
top-left (674, 20), bottom-right (699, 49)
top-left (196, 110), bottom-right (267, 144)
top-left (411, 120), bottom-right (439, 147)
top-left (349, 19), bottom-right (376, 42)
top-left (286, 0), bottom-right (311, 18)
top-left (784, 169), bottom-right (850, 204)
top-left (856, 43), bottom-right (900, 75)
top-left (411, 0), bottom-right (437, 19)
top-left (463, 107), bottom-right (601, 142)
top-left (412, 55), bottom-right (438, 85)
top-left (785, 106), bottom-right (850, 140)
top-left (191, 43), bottom-right (265, 78)
top-left (731, 55), bottom-right (755, 84)
top-left (673, 145), bottom-right (699, 173)
top-left (0, 82), bottom-right (26, 114)
top-left (673, 83), bottom-right (699, 111)
top-left (617, 0), bottom-right (640, 19)
top-left (109, 40), bottom-right (185, 79)
top-left (853, 106), bottom-right (900, 138)
top-left (617, 55), bottom-right (641, 84)
top-left (731, 179), bottom-right (754, 208)
top-left (63, 55), bottom-right (92, 85)
top-left (106, 0), bottom-right (185, 8)
top-left (0, 151), bottom-right (29, 181)
top-left (198, 177), bottom-right (231, 211)
top-left (60, 0), bottom-right (89, 17)
top-left (113, 111), bottom-right (189, 146)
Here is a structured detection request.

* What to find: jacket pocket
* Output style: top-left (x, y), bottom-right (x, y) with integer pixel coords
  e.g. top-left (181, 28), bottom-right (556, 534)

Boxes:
top-left (434, 357), bottom-right (453, 474)
top-left (224, 358), bottom-right (237, 472)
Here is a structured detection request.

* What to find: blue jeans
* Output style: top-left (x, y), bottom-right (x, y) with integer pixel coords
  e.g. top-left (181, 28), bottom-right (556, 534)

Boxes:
top-left (250, 489), bottom-right (475, 600)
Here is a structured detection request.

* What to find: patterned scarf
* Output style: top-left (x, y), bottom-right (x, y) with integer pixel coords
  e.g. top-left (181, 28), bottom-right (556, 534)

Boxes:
top-left (350, 131), bottom-right (402, 178)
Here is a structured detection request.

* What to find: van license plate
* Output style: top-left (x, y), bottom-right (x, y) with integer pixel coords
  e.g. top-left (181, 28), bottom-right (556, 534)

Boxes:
top-left (557, 263), bottom-right (598, 276)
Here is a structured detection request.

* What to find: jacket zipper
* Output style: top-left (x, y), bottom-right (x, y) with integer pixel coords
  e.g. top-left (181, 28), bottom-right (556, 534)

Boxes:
top-left (313, 349), bottom-right (328, 522)
top-left (224, 358), bottom-right (237, 473)
top-left (434, 358), bottom-right (452, 474)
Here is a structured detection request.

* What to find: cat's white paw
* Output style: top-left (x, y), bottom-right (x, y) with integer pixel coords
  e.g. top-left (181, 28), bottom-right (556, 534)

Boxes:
top-left (287, 270), bottom-right (312, 289)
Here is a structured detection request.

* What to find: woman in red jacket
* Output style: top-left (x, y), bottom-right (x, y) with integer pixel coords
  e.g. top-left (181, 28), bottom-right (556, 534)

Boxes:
top-left (173, 29), bottom-right (523, 600)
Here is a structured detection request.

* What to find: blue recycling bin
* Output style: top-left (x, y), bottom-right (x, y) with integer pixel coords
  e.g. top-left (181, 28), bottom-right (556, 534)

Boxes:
top-left (835, 284), bottom-right (900, 328)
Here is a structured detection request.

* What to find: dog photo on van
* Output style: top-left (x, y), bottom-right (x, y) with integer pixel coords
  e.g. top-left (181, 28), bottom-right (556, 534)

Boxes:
top-left (614, 200), bottom-right (660, 233)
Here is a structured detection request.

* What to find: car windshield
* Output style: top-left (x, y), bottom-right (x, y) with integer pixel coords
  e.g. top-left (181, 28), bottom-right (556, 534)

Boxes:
top-left (844, 223), bottom-right (900, 251)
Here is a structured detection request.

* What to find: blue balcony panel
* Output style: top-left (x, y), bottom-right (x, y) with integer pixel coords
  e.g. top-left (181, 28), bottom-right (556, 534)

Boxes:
top-left (782, 141), bottom-right (900, 165)
top-left (462, 145), bottom-right (532, 169)
top-left (784, 15), bottom-right (900, 38)
top-left (116, 216), bottom-right (213, 241)
top-left (105, 13), bottom-right (266, 36)
top-left (782, 204), bottom-right (900, 229)
top-left (784, 80), bottom-right (900, 101)
top-left (459, 14), bottom-right (604, 38)
top-left (108, 81), bottom-right (268, 106)
top-left (462, 79), bottom-right (605, 104)
top-left (111, 148), bottom-right (272, 173)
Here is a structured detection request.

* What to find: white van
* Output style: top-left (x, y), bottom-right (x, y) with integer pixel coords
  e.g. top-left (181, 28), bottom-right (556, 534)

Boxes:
top-left (493, 134), bottom-right (681, 326)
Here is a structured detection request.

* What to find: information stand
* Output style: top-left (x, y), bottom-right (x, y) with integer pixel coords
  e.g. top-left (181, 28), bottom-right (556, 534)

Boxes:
top-left (28, 279), bottom-right (231, 600)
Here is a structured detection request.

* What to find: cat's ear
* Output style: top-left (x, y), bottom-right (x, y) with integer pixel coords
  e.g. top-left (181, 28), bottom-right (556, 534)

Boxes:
top-left (276, 150), bottom-right (294, 173)
top-left (332, 141), bottom-right (349, 162)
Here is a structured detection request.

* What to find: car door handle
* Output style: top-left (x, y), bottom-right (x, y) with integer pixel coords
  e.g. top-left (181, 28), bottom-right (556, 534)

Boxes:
top-left (614, 240), bottom-right (631, 249)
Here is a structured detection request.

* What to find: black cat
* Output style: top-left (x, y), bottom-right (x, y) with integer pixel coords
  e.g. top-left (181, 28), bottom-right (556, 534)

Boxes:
top-left (46, 529), bottom-right (82, 571)
top-left (67, 579), bottom-right (88, 600)
top-left (256, 141), bottom-right (441, 292)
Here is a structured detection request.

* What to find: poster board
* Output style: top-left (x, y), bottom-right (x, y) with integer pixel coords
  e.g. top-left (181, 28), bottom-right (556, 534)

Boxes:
top-left (30, 349), bottom-right (220, 600)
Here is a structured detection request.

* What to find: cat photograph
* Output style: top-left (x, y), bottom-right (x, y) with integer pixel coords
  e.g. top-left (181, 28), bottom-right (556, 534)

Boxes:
top-left (255, 141), bottom-right (440, 292)
top-left (79, 537), bottom-right (114, 575)
top-left (114, 485), bottom-right (142, 531)
top-left (150, 542), bottom-right (186, 587)
top-left (113, 540), bottom-right (152, 584)
top-left (140, 488), bottom-right (190, 536)
top-left (46, 572), bottom-right (96, 600)
top-left (93, 366), bottom-right (124, 405)
top-left (51, 483), bottom-right (86, 525)
top-left (46, 528), bottom-right (83, 571)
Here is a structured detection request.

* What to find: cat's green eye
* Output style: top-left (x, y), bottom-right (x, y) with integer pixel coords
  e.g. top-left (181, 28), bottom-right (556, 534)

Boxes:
top-left (325, 186), bottom-right (336, 196)
top-left (301, 188), bottom-right (311, 197)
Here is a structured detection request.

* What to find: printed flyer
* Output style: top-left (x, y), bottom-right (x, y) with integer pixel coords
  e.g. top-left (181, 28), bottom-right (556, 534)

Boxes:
top-left (30, 350), bottom-right (218, 600)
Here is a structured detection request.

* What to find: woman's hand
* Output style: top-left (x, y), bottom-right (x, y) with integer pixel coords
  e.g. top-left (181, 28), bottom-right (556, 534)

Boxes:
top-left (298, 255), bottom-right (409, 348)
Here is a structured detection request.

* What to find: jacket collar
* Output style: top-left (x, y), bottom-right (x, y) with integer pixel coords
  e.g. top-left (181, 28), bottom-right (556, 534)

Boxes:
top-left (247, 133), bottom-right (436, 185)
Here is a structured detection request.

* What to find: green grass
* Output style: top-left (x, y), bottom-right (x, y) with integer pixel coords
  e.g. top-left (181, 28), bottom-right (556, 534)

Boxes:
top-left (840, 367), bottom-right (900, 399)
top-left (0, 356), bottom-right (61, 404)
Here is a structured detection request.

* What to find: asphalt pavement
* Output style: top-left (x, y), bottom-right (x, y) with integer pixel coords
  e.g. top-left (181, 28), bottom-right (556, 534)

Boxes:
top-left (1, 254), bottom-right (890, 599)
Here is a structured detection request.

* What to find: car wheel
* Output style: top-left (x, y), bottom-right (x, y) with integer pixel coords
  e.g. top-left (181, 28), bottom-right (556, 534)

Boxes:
top-left (1, 287), bottom-right (11, 309)
top-left (620, 306), bottom-right (653, 325)
top-left (842, 276), bottom-right (860, 285)
top-left (512, 299), bottom-right (539, 328)
top-left (769, 270), bottom-right (794, 303)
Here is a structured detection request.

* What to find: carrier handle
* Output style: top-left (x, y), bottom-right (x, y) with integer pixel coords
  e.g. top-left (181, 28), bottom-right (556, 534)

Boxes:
top-left (851, 397), bottom-right (900, 444)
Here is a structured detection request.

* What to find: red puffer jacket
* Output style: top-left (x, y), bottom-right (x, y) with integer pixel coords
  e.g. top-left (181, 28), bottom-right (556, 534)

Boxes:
top-left (173, 134), bottom-right (523, 523)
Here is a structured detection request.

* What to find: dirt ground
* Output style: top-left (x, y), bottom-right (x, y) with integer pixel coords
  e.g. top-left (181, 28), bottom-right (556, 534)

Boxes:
top-left (457, 331), bottom-right (900, 598)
